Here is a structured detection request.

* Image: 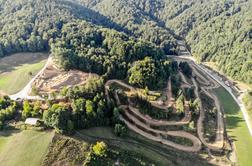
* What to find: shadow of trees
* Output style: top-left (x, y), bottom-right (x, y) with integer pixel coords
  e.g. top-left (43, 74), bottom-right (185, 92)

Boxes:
top-left (59, 0), bottom-right (129, 33)
top-left (0, 53), bottom-right (48, 74)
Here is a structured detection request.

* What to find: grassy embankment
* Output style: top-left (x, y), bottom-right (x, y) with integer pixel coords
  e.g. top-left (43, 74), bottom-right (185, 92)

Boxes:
top-left (0, 130), bottom-right (54, 166)
top-left (242, 91), bottom-right (252, 121)
top-left (76, 127), bottom-right (211, 166)
top-left (214, 87), bottom-right (252, 166)
top-left (0, 53), bottom-right (48, 95)
top-left (43, 132), bottom-right (157, 166)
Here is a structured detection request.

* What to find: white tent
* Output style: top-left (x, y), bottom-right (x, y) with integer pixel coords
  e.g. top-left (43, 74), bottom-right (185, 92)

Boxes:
top-left (25, 118), bottom-right (40, 125)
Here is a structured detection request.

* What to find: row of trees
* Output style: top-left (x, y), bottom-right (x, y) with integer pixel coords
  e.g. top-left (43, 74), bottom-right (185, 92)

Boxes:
top-left (130, 95), bottom-right (172, 120)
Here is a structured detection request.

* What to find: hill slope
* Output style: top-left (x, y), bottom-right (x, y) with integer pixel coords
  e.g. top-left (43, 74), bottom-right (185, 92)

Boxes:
top-left (79, 0), bottom-right (252, 84)
top-left (0, 0), bottom-right (251, 83)
top-left (0, 0), bottom-right (169, 80)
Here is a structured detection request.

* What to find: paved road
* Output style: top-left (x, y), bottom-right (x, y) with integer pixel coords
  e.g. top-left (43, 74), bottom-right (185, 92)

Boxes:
top-left (196, 62), bottom-right (252, 136)
top-left (9, 56), bottom-right (52, 100)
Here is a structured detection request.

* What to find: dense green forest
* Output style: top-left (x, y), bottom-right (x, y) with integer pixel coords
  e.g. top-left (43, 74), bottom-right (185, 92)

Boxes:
top-left (79, 0), bottom-right (252, 84)
top-left (0, 0), bottom-right (251, 83)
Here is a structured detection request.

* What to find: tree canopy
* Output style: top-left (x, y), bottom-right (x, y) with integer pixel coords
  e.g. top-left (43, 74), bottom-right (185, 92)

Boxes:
top-left (1, 0), bottom-right (250, 83)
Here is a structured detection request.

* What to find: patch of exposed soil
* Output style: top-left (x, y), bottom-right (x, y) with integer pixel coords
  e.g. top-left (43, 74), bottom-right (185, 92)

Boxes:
top-left (31, 60), bottom-right (96, 94)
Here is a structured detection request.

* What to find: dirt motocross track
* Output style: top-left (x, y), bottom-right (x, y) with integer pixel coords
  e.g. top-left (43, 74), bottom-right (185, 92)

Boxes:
top-left (105, 57), bottom-right (225, 153)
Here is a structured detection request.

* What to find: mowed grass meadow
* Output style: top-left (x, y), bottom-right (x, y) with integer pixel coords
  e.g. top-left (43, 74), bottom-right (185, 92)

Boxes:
top-left (214, 87), bottom-right (252, 166)
top-left (0, 130), bottom-right (54, 166)
top-left (77, 127), bottom-right (209, 166)
top-left (0, 52), bottom-right (48, 95)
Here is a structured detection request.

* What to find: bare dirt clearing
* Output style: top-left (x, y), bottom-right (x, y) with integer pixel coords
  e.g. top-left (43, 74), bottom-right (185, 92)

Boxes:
top-left (31, 59), bottom-right (96, 94)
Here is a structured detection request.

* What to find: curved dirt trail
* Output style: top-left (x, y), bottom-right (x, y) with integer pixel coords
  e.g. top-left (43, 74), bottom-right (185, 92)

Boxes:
top-left (120, 115), bottom-right (201, 152)
top-left (193, 77), bottom-right (224, 151)
top-left (175, 55), bottom-right (224, 151)
top-left (105, 79), bottom-right (202, 152)
top-left (179, 71), bottom-right (192, 87)
top-left (201, 88), bottom-right (224, 149)
top-left (127, 105), bottom-right (191, 126)
top-left (106, 60), bottom-right (225, 152)
top-left (106, 80), bottom-right (192, 124)
top-left (168, 46), bottom-right (225, 151)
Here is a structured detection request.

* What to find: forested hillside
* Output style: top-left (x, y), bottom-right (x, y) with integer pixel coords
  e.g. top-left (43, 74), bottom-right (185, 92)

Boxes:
top-left (162, 0), bottom-right (252, 84)
top-left (0, 0), bottom-right (251, 83)
top-left (79, 0), bottom-right (252, 84)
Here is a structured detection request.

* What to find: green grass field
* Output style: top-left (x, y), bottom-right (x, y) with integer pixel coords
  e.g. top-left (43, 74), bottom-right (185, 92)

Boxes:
top-left (77, 128), bottom-right (172, 165)
top-left (77, 127), bottom-right (210, 166)
top-left (0, 130), bottom-right (54, 166)
top-left (214, 87), bottom-right (252, 166)
top-left (0, 53), bottom-right (48, 95)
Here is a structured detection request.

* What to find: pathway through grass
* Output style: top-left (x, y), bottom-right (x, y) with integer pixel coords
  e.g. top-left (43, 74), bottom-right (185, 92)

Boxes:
top-left (214, 87), bottom-right (252, 166)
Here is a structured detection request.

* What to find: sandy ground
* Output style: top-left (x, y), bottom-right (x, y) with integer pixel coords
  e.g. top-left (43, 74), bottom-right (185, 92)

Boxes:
top-left (31, 58), bottom-right (95, 94)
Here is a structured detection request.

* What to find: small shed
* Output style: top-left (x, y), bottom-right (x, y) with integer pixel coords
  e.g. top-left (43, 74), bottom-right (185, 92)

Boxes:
top-left (25, 118), bottom-right (40, 126)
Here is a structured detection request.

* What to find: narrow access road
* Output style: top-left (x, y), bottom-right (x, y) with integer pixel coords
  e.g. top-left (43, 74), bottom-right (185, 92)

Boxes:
top-left (9, 55), bottom-right (52, 100)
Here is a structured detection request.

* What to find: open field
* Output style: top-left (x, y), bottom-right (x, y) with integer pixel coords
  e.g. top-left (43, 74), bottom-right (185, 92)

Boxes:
top-left (214, 87), bottom-right (252, 166)
top-left (43, 133), bottom-right (156, 165)
top-left (0, 53), bottom-right (48, 95)
top-left (77, 127), bottom-right (211, 166)
top-left (0, 130), bottom-right (54, 166)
